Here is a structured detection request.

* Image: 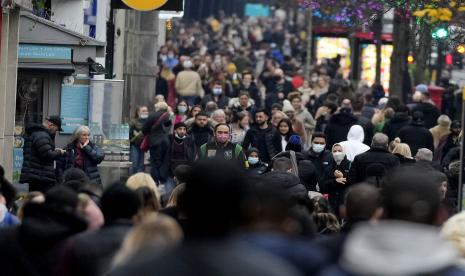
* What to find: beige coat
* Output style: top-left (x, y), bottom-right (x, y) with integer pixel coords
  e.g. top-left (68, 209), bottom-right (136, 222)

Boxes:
top-left (430, 126), bottom-right (450, 149)
top-left (175, 70), bottom-right (203, 97)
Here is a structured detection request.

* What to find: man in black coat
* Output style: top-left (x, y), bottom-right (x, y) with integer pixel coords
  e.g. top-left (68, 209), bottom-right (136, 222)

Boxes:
top-left (20, 115), bottom-right (65, 192)
top-left (261, 157), bottom-right (307, 204)
top-left (305, 133), bottom-right (333, 181)
top-left (188, 112), bottom-right (213, 149)
top-left (353, 100), bottom-right (374, 145)
top-left (348, 133), bottom-right (400, 185)
top-left (265, 68), bottom-right (294, 109)
top-left (411, 91), bottom-right (440, 129)
top-left (398, 111), bottom-right (434, 156)
top-left (242, 109), bottom-right (277, 163)
top-left (383, 105), bottom-right (411, 141)
top-left (143, 110), bottom-right (172, 184)
top-left (59, 183), bottom-right (141, 276)
top-left (324, 100), bottom-right (358, 149)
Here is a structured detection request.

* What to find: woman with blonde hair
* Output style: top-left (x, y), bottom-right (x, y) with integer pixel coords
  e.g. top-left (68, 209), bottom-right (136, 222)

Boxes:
top-left (57, 125), bottom-right (105, 186)
top-left (126, 173), bottom-right (161, 215)
top-left (391, 138), bottom-right (415, 164)
top-left (112, 213), bottom-right (183, 267)
top-left (441, 212), bottom-right (465, 268)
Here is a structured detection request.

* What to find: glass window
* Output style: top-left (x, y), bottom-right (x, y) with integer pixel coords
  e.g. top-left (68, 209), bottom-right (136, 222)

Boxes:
top-left (16, 74), bottom-right (45, 127)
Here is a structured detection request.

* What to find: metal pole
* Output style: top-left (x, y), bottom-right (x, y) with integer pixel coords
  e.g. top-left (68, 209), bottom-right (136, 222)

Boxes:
top-left (436, 41), bottom-right (444, 85)
top-left (304, 6), bottom-right (313, 77)
top-left (459, 87), bottom-right (465, 211)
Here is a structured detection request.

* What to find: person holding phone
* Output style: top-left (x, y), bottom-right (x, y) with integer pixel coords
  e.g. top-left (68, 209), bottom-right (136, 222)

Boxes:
top-left (57, 125), bottom-right (105, 186)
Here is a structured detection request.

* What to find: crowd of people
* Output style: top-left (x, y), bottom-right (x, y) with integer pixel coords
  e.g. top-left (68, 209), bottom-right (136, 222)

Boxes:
top-left (2, 10), bottom-right (465, 276)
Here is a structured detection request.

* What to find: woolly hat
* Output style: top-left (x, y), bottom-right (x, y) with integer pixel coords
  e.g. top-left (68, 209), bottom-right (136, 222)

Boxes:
top-left (174, 122), bottom-right (187, 130)
top-left (282, 100), bottom-right (295, 113)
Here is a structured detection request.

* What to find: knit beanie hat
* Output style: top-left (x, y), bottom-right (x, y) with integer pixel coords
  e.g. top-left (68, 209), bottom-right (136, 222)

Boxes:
top-left (282, 100), bottom-right (295, 113)
top-left (174, 122), bottom-right (187, 130)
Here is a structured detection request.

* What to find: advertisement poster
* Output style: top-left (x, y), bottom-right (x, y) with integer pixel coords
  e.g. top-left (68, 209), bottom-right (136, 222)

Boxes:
top-left (360, 44), bottom-right (393, 91)
top-left (315, 37), bottom-right (352, 78)
top-left (60, 84), bottom-right (90, 134)
top-left (13, 125), bottom-right (24, 185)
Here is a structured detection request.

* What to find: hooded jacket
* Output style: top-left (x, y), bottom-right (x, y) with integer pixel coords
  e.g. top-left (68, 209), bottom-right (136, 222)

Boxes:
top-left (430, 116), bottom-right (451, 149)
top-left (229, 97), bottom-right (257, 115)
top-left (321, 221), bottom-right (463, 276)
top-left (261, 171), bottom-right (308, 203)
top-left (398, 121), bottom-right (434, 156)
top-left (325, 112), bottom-right (358, 149)
top-left (348, 147), bottom-right (400, 185)
top-left (338, 125), bottom-right (370, 162)
top-left (273, 151), bottom-right (318, 191)
top-left (382, 112), bottom-right (411, 141)
top-left (20, 124), bottom-right (59, 186)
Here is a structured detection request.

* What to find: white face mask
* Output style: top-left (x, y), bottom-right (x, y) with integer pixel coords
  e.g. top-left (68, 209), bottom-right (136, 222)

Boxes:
top-left (248, 157), bottom-right (259, 165)
top-left (213, 88), bottom-right (223, 96)
top-left (312, 144), bottom-right (325, 153)
top-left (333, 152), bottom-right (345, 163)
top-left (140, 113), bottom-right (149, 119)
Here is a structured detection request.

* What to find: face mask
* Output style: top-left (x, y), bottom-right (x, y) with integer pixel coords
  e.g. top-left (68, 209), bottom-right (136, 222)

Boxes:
top-left (311, 76), bottom-right (318, 82)
top-left (140, 114), bottom-right (149, 119)
top-left (213, 88), bottom-right (223, 96)
top-left (248, 157), bottom-right (259, 165)
top-left (178, 106), bottom-right (187, 113)
top-left (183, 60), bottom-right (193, 69)
top-left (216, 134), bottom-right (230, 144)
top-left (243, 81), bottom-right (251, 88)
top-left (175, 134), bottom-right (186, 140)
top-left (312, 144), bottom-right (325, 153)
top-left (333, 152), bottom-right (345, 163)
top-left (168, 54), bottom-right (174, 58)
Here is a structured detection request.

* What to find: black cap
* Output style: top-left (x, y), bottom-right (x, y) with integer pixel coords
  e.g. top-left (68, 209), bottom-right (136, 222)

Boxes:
top-left (174, 122), bottom-right (187, 130)
top-left (47, 115), bottom-right (63, 131)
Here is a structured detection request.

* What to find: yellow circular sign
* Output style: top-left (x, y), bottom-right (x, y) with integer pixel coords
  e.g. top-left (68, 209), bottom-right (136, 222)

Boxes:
top-left (122, 0), bottom-right (169, 11)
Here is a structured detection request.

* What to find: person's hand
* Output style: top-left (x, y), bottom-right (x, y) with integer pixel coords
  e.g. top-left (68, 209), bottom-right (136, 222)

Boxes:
top-left (334, 170), bottom-right (343, 178)
top-left (336, 177), bottom-right (347, 185)
top-left (81, 140), bottom-right (90, 148)
top-left (278, 92), bottom-right (284, 99)
top-left (55, 148), bottom-right (66, 155)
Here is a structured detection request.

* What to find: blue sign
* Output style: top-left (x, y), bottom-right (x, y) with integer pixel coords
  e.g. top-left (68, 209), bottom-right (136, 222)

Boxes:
top-left (13, 148), bottom-right (23, 184)
top-left (18, 44), bottom-right (72, 63)
top-left (60, 85), bottom-right (90, 134)
top-left (245, 4), bottom-right (270, 17)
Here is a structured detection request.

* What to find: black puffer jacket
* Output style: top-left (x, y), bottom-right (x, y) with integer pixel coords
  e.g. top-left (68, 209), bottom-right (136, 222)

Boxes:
top-left (56, 142), bottom-right (105, 185)
top-left (273, 151), bottom-right (318, 191)
top-left (348, 147), bottom-right (400, 185)
top-left (382, 113), bottom-right (411, 141)
top-left (320, 158), bottom-right (351, 213)
top-left (242, 124), bottom-right (277, 163)
top-left (189, 124), bottom-right (213, 149)
top-left (411, 102), bottom-right (440, 129)
top-left (325, 113), bottom-right (358, 149)
top-left (261, 171), bottom-right (307, 203)
top-left (20, 124), bottom-right (59, 186)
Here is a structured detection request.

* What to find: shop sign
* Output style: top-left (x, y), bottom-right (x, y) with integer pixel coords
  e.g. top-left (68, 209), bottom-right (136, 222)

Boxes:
top-left (112, 0), bottom-right (183, 11)
top-left (122, 0), bottom-right (168, 11)
top-left (18, 44), bottom-right (72, 63)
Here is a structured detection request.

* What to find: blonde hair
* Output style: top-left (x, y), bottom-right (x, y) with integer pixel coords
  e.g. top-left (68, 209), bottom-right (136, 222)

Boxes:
top-left (441, 212), bottom-right (465, 258)
top-left (391, 140), bottom-right (413, 159)
top-left (154, 101), bottom-right (169, 112)
top-left (72, 125), bottom-right (90, 143)
top-left (126, 173), bottom-right (161, 212)
top-left (166, 183), bottom-right (186, 208)
top-left (112, 213), bottom-right (183, 266)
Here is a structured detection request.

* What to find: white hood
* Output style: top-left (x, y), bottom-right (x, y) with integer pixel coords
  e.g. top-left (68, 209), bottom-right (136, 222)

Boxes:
top-left (339, 125), bottom-right (369, 161)
top-left (340, 221), bottom-right (459, 276)
top-left (347, 125), bottom-right (364, 142)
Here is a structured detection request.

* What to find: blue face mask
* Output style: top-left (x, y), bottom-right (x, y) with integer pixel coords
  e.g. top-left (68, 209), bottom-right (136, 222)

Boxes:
top-left (248, 157), bottom-right (259, 165)
top-left (312, 144), bottom-right (326, 153)
top-left (178, 106), bottom-right (187, 114)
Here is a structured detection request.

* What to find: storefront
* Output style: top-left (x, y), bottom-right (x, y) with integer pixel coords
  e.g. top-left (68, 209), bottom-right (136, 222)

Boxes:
top-left (13, 12), bottom-right (105, 184)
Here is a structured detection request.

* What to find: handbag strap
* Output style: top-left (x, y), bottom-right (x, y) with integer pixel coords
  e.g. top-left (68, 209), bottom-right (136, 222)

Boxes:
top-left (151, 112), bottom-right (169, 130)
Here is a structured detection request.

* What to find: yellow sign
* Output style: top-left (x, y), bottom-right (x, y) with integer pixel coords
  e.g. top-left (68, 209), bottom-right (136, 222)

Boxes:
top-left (462, 86), bottom-right (465, 101)
top-left (122, 0), bottom-right (168, 11)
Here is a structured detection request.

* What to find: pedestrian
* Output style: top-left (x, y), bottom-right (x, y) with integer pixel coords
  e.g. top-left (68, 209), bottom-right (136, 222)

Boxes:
top-left (0, 165), bottom-right (19, 227)
top-left (188, 111), bottom-right (214, 149)
top-left (348, 133), bottom-right (400, 185)
top-left (265, 68), bottom-right (294, 109)
top-left (201, 80), bottom-right (230, 109)
top-left (237, 71), bottom-right (261, 108)
top-left (245, 148), bottom-right (268, 178)
top-left (320, 143), bottom-right (351, 216)
top-left (143, 110), bottom-right (172, 185)
top-left (56, 126), bottom-right (105, 187)
top-left (229, 111), bottom-right (250, 144)
top-left (271, 110), bottom-right (288, 128)
top-left (20, 115), bottom-right (65, 192)
top-left (198, 123), bottom-right (247, 168)
top-left (175, 58), bottom-right (203, 106)
top-left (382, 105), bottom-right (411, 141)
top-left (129, 106), bottom-right (149, 174)
top-left (338, 125), bottom-right (370, 162)
top-left (229, 91), bottom-right (256, 116)
top-left (272, 118), bottom-right (296, 154)
top-left (165, 122), bottom-right (196, 197)
top-left (290, 94), bottom-right (316, 148)
top-left (242, 109), bottom-right (277, 163)
top-left (324, 99), bottom-right (358, 149)
top-left (304, 132), bottom-right (332, 180)
top-left (126, 173), bottom-right (161, 216)
top-left (430, 115), bottom-right (452, 150)
top-left (436, 120), bottom-right (461, 164)
top-left (172, 100), bottom-right (189, 126)
top-left (411, 88), bottom-right (440, 129)
top-left (352, 100), bottom-right (374, 145)
top-left (390, 139), bottom-right (416, 164)
top-left (398, 111), bottom-right (434, 156)
top-left (283, 101), bottom-right (308, 145)
top-left (59, 182), bottom-right (141, 276)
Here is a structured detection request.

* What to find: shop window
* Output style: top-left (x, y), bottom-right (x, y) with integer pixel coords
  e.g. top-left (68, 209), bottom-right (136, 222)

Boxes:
top-left (16, 75), bottom-right (45, 128)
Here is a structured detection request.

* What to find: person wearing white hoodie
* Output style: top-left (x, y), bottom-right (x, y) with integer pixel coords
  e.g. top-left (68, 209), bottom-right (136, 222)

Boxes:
top-left (338, 125), bottom-right (370, 162)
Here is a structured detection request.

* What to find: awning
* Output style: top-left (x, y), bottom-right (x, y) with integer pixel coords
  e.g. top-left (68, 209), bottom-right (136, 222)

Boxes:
top-left (18, 62), bottom-right (75, 73)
